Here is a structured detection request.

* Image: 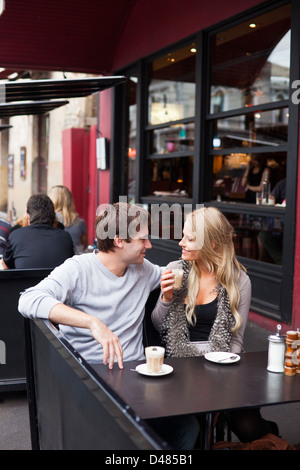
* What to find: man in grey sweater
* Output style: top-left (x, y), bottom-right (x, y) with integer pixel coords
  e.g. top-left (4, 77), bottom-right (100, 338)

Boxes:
top-left (19, 202), bottom-right (162, 369)
top-left (18, 201), bottom-right (202, 449)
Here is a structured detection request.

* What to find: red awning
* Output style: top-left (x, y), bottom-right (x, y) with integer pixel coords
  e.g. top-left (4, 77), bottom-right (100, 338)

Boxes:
top-left (0, 0), bottom-right (138, 75)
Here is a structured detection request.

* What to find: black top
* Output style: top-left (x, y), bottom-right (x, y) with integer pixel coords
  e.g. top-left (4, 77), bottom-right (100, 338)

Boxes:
top-left (188, 297), bottom-right (218, 342)
top-left (3, 224), bottom-right (75, 269)
top-left (245, 167), bottom-right (265, 203)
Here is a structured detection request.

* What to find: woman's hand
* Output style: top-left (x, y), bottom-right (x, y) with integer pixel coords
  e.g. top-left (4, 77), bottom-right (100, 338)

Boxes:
top-left (161, 270), bottom-right (175, 302)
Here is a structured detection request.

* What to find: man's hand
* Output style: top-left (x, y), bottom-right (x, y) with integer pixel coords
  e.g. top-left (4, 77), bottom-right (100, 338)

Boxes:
top-left (89, 317), bottom-right (123, 369)
top-left (49, 303), bottom-right (123, 369)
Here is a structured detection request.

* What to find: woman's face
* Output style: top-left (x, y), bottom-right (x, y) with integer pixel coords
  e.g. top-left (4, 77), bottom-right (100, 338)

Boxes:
top-left (179, 220), bottom-right (202, 261)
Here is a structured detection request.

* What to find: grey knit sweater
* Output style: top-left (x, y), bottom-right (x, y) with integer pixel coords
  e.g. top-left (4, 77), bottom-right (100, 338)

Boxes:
top-left (19, 253), bottom-right (162, 364)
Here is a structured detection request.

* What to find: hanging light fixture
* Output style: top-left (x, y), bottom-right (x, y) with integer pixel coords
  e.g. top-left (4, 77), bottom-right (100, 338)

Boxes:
top-left (0, 0), bottom-right (5, 16)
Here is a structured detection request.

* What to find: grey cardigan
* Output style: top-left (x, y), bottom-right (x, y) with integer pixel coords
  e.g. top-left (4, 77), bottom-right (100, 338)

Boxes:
top-left (151, 259), bottom-right (251, 357)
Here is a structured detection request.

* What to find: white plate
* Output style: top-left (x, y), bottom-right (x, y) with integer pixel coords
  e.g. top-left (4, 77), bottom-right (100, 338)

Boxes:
top-left (135, 363), bottom-right (173, 376)
top-left (204, 352), bottom-right (240, 364)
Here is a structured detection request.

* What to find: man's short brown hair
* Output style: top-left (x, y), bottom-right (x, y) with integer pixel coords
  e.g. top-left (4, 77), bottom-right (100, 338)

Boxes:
top-left (27, 193), bottom-right (55, 226)
top-left (95, 202), bottom-right (149, 253)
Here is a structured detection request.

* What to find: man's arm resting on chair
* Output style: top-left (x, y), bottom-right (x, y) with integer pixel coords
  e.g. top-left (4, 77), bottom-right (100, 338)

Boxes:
top-left (49, 302), bottom-right (123, 370)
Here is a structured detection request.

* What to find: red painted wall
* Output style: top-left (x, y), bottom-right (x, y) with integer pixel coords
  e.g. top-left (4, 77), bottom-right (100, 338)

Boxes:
top-left (62, 128), bottom-right (90, 241)
top-left (61, 104), bottom-right (112, 247)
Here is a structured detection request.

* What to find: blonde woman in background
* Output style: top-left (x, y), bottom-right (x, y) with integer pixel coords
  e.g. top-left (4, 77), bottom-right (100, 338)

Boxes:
top-left (49, 185), bottom-right (87, 254)
top-left (152, 207), bottom-right (279, 444)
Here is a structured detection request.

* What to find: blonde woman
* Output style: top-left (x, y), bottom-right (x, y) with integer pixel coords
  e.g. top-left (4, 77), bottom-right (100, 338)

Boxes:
top-left (151, 207), bottom-right (278, 443)
top-left (152, 206), bottom-right (250, 357)
top-left (49, 185), bottom-right (87, 255)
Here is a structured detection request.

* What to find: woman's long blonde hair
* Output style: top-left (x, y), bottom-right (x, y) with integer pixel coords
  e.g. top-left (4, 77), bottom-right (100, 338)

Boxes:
top-left (48, 185), bottom-right (78, 227)
top-left (185, 207), bottom-right (244, 333)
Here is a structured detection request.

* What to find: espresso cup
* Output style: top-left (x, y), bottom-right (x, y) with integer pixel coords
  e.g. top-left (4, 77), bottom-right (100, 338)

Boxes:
top-left (145, 346), bottom-right (165, 373)
top-left (171, 268), bottom-right (184, 289)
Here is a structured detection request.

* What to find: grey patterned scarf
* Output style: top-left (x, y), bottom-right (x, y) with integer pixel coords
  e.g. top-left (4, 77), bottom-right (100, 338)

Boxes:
top-left (159, 260), bottom-right (236, 357)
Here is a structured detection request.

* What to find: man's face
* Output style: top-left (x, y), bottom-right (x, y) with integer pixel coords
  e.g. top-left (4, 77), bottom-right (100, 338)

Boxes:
top-left (122, 226), bottom-right (152, 265)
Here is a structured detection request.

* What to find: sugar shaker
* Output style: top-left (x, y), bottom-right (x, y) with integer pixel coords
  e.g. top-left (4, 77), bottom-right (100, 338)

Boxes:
top-left (267, 324), bottom-right (285, 373)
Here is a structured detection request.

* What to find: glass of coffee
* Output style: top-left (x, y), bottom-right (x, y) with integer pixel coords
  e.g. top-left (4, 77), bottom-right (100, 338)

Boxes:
top-left (171, 268), bottom-right (184, 289)
top-left (145, 346), bottom-right (165, 373)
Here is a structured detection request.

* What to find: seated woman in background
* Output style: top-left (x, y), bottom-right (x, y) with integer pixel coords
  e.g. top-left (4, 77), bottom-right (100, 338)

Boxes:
top-left (151, 207), bottom-right (278, 443)
top-left (49, 185), bottom-right (87, 254)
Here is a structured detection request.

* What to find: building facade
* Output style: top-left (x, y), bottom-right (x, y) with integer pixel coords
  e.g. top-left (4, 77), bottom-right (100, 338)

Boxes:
top-left (0, 0), bottom-right (298, 333)
top-left (95, 0), bottom-right (300, 332)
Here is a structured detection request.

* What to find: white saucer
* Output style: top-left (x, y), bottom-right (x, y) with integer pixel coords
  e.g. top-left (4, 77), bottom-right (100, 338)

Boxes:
top-left (204, 352), bottom-right (240, 364)
top-left (135, 363), bottom-right (173, 376)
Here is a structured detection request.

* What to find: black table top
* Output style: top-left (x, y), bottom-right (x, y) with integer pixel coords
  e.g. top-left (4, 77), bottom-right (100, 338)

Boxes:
top-left (91, 351), bottom-right (300, 420)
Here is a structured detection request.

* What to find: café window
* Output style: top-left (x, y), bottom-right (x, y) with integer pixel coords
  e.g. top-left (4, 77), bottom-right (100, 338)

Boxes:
top-left (144, 42), bottom-right (196, 203)
top-left (227, 211), bottom-right (284, 265)
top-left (210, 8), bottom-right (290, 112)
top-left (208, 3), bottom-right (291, 266)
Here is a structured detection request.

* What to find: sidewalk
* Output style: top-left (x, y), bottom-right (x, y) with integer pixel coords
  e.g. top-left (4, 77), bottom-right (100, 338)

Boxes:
top-left (0, 321), bottom-right (299, 450)
top-left (0, 391), bottom-right (31, 450)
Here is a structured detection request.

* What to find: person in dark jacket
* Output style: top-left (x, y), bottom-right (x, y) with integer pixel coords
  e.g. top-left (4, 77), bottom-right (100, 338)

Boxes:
top-left (1, 193), bottom-right (74, 269)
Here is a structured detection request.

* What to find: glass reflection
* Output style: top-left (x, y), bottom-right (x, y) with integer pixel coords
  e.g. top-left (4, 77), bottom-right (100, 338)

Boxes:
top-left (227, 212), bottom-right (284, 265)
top-left (212, 108), bottom-right (289, 149)
top-left (210, 4), bottom-right (291, 112)
top-left (150, 122), bottom-right (195, 154)
top-left (148, 43), bottom-right (196, 125)
top-left (212, 152), bottom-right (286, 204)
top-left (149, 156), bottom-right (193, 199)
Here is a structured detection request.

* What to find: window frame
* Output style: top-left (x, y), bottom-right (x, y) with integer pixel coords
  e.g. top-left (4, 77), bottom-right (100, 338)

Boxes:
top-left (143, 37), bottom-right (198, 205)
